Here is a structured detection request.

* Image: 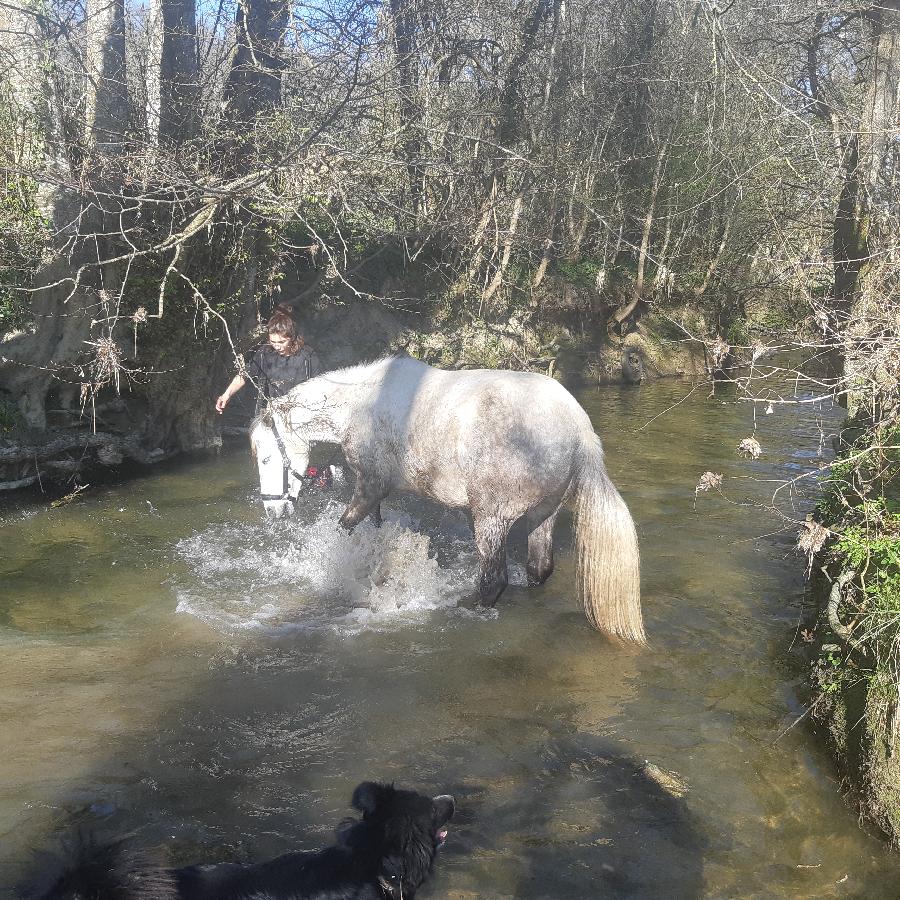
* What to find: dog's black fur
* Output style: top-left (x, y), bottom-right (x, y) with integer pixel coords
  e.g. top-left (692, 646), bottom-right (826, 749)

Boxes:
top-left (33, 782), bottom-right (455, 900)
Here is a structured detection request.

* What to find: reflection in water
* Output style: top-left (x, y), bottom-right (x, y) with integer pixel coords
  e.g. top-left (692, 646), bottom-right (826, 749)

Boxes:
top-left (1, 377), bottom-right (898, 898)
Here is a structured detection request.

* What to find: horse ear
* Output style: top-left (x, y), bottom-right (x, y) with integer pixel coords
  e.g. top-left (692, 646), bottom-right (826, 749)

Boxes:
top-left (351, 781), bottom-right (384, 814)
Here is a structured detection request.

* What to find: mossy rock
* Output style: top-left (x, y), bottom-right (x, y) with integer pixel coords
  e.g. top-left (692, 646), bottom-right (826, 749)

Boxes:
top-left (304, 295), bottom-right (711, 385)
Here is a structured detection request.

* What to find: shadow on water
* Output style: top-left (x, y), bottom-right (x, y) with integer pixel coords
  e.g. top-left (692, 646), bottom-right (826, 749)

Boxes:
top-left (8, 644), bottom-right (708, 900)
top-left (449, 734), bottom-right (707, 900)
top-left (5, 628), bottom-right (705, 899)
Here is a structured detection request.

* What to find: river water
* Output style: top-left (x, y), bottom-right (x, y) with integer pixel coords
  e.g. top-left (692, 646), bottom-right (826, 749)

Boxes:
top-left (1, 377), bottom-right (898, 898)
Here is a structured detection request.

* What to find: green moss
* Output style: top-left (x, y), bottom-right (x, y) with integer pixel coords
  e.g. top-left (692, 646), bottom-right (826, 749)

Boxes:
top-left (862, 674), bottom-right (900, 838)
top-left (555, 257), bottom-right (602, 288)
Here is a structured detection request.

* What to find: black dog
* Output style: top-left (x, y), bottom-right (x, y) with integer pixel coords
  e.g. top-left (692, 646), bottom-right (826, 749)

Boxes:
top-left (34, 782), bottom-right (455, 900)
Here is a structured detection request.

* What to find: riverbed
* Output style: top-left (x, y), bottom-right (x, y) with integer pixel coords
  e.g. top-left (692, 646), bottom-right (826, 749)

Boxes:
top-left (1, 377), bottom-right (897, 897)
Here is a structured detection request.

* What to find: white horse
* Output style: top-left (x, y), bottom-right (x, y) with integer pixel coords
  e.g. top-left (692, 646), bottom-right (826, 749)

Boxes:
top-left (250, 356), bottom-right (644, 643)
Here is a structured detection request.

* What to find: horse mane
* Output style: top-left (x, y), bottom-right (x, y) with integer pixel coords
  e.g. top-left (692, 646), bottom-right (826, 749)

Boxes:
top-left (251, 356), bottom-right (424, 455)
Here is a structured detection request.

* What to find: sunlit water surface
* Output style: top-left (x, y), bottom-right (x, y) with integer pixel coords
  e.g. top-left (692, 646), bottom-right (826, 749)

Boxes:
top-left (2, 378), bottom-right (898, 898)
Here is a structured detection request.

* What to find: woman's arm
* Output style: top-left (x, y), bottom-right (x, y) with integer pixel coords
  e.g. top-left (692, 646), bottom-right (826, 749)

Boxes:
top-left (216, 374), bottom-right (246, 413)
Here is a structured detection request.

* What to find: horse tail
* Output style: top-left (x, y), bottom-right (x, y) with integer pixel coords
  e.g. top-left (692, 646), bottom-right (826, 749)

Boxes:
top-left (573, 436), bottom-right (645, 644)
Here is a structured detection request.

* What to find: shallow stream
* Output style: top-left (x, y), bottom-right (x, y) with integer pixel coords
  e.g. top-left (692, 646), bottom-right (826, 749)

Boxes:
top-left (2, 378), bottom-right (898, 897)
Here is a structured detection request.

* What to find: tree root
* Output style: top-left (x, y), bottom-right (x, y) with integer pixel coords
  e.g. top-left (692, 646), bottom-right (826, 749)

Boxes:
top-left (0, 474), bottom-right (40, 492)
top-left (825, 567), bottom-right (865, 654)
top-left (0, 429), bottom-right (176, 490)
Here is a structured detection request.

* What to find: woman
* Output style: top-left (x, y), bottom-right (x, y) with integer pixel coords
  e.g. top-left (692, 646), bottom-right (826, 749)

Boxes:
top-left (216, 304), bottom-right (321, 415)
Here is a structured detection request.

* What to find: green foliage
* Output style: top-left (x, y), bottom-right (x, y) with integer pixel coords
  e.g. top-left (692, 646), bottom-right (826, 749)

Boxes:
top-left (502, 260), bottom-right (534, 289)
top-left (745, 293), bottom-right (813, 336)
top-left (725, 318), bottom-right (749, 346)
top-left (817, 647), bottom-right (853, 695)
top-left (0, 397), bottom-right (21, 431)
top-left (555, 257), bottom-right (602, 287)
top-left (0, 287), bottom-right (30, 335)
top-left (833, 501), bottom-right (900, 616)
top-left (0, 175), bottom-right (49, 333)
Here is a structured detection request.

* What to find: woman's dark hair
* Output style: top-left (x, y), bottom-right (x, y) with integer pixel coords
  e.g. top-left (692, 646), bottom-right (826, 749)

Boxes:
top-left (266, 303), bottom-right (304, 352)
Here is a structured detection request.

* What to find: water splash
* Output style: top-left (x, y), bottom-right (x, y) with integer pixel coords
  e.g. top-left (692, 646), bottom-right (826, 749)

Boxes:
top-left (172, 501), bottom-right (484, 634)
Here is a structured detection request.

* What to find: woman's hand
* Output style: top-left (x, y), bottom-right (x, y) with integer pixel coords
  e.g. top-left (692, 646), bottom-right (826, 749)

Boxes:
top-left (216, 374), bottom-right (246, 413)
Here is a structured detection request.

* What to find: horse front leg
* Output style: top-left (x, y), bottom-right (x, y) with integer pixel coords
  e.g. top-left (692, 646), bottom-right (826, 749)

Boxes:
top-left (339, 480), bottom-right (384, 530)
top-left (473, 516), bottom-right (511, 606)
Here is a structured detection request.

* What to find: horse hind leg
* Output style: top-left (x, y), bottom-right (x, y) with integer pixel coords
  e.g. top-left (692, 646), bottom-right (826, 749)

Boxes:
top-left (526, 504), bottom-right (560, 586)
top-left (473, 515), bottom-right (512, 606)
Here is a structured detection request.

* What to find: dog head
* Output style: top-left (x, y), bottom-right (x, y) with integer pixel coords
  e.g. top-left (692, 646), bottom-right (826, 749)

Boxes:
top-left (344, 781), bottom-right (455, 899)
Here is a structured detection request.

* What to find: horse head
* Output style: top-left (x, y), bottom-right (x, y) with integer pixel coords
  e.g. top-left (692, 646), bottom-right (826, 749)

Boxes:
top-left (249, 410), bottom-right (310, 519)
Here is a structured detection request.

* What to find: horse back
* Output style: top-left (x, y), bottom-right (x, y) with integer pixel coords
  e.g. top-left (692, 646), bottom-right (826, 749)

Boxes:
top-left (394, 366), bottom-right (589, 510)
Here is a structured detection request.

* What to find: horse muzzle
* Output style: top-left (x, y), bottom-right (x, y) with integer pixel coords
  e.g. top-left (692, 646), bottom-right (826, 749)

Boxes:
top-left (262, 497), bottom-right (295, 519)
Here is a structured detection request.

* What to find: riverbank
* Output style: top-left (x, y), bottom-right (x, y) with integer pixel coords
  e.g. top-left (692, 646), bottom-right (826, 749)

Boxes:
top-left (808, 435), bottom-right (900, 844)
top-left (1, 284), bottom-right (709, 494)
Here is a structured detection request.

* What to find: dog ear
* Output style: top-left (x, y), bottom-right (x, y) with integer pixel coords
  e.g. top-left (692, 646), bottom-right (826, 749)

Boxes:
top-left (351, 781), bottom-right (384, 814)
top-left (432, 794), bottom-right (455, 826)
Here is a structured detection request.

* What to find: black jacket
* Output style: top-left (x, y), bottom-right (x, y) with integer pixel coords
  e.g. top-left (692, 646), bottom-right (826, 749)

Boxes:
top-left (246, 344), bottom-right (321, 403)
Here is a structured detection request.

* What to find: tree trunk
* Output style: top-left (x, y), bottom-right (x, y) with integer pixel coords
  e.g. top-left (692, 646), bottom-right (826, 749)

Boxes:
top-left (617, 0), bottom-right (660, 258)
top-left (841, 2), bottom-right (900, 413)
top-left (611, 140), bottom-right (667, 331)
top-left (85, 0), bottom-right (129, 149)
top-left (0, 0), bottom-right (97, 429)
top-left (822, 3), bottom-right (900, 391)
top-left (222, 0), bottom-right (288, 127)
top-left (143, 0), bottom-right (290, 449)
top-left (146, 0), bottom-right (199, 145)
top-left (467, 0), bottom-right (551, 297)
top-left (388, 0), bottom-right (425, 228)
